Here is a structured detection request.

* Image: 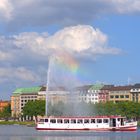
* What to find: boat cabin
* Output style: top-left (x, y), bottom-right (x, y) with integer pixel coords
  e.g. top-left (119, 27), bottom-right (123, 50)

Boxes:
top-left (37, 116), bottom-right (126, 127)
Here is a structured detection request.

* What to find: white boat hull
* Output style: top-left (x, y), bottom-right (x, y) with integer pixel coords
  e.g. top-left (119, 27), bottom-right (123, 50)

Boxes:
top-left (36, 126), bottom-right (137, 131)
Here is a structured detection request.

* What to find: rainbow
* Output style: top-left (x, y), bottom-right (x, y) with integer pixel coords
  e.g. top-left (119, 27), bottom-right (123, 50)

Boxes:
top-left (54, 52), bottom-right (79, 75)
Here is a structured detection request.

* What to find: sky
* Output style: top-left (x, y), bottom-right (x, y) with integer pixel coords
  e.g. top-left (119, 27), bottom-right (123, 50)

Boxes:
top-left (0, 0), bottom-right (140, 100)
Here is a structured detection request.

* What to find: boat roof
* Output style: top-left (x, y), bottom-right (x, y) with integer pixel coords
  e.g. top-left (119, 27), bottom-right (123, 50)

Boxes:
top-left (39, 116), bottom-right (125, 119)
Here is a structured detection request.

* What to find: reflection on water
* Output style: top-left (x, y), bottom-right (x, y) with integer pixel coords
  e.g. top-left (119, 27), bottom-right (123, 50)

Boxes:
top-left (0, 125), bottom-right (139, 140)
top-left (2, 135), bottom-right (139, 140)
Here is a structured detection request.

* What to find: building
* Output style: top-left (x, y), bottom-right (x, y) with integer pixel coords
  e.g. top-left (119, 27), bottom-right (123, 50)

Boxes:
top-left (76, 84), bottom-right (105, 104)
top-left (11, 86), bottom-right (43, 118)
top-left (11, 86), bottom-right (69, 118)
top-left (88, 84), bottom-right (104, 104)
top-left (109, 85), bottom-right (132, 103)
top-left (99, 85), bottom-right (114, 103)
top-left (38, 86), bottom-right (69, 105)
top-left (0, 101), bottom-right (10, 112)
top-left (130, 83), bottom-right (140, 102)
top-left (11, 83), bottom-right (140, 119)
top-left (76, 85), bottom-right (92, 103)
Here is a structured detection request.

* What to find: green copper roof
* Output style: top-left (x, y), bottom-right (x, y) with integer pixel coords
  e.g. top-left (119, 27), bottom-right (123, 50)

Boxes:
top-left (89, 84), bottom-right (104, 90)
top-left (13, 86), bottom-right (42, 95)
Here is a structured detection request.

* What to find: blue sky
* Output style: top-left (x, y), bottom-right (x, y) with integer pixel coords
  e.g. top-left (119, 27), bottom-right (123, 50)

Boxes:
top-left (0, 0), bottom-right (140, 100)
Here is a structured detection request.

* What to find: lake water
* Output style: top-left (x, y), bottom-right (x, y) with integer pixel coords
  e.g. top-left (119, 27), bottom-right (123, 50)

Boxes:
top-left (0, 125), bottom-right (139, 140)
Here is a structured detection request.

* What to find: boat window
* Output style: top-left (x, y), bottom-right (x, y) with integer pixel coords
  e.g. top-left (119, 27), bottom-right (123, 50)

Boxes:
top-left (71, 119), bottom-right (76, 123)
top-left (91, 119), bottom-right (95, 123)
top-left (77, 119), bottom-right (83, 123)
top-left (45, 119), bottom-right (48, 122)
top-left (103, 119), bottom-right (108, 123)
top-left (50, 119), bottom-right (56, 123)
top-left (39, 119), bottom-right (44, 122)
top-left (84, 119), bottom-right (89, 123)
top-left (97, 119), bottom-right (102, 123)
top-left (117, 118), bottom-right (120, 121)
top-left (57, 119), bottom-right (63, 123)
top-left (64, 119), bottom-right (69, 123)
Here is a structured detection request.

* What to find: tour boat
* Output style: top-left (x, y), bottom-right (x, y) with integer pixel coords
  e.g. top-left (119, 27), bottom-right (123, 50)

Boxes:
top-left (36, 116), bottom-right (137, 131)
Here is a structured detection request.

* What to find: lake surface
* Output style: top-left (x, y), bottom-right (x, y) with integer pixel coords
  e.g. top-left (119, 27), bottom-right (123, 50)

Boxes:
top-left (0, 125), bottom-right (139, 140)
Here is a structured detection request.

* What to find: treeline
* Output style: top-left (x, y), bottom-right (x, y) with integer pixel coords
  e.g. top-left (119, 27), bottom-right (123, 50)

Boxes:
top-left (0, 104), bottom-right (11, 120)
top-left (22, 101), bottom-right (140, 120)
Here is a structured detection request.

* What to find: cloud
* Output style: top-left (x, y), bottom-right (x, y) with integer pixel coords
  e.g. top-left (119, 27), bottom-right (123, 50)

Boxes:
top-left (0, 67), bottom-right (40, 83)
top-left (12, 25), bottom-right (121, 58)
top-left (0, 51), bottom-right (13, 61)
top-left (0, 25), bottom-right (121, 85)
top-left (0, 25), bottom-right (121, 63)
top-left (109, 0), bottom-right (140, 13)
top-left (1, 0), bottom-right (140, 29)
top-left (0, 0), bottom-right (13, 21)
top-left (0, 25), bottom-right (123, 81)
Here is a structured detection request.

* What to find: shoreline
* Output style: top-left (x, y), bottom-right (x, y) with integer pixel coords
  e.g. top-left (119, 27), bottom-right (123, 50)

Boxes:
top-left (0, 121), bottom-right (35, 127)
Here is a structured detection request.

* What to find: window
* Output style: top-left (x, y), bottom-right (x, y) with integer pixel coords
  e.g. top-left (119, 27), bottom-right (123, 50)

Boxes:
top-left (71, 119), bottom-right (76, 123)
top-left (77, 119), bottom-right (83, 123)
top-left (125, 95), bottom-right (129, 98)
top-left (45, 119), bottom-right (48, 122)
top-left (115, 95), bottom-right (119, 98)
top-left (64, 119), bottom-right (69, 123)
top-left (110, 96), bottom-right (114, 99)
top-left (84, 119), bottom-right (89, 123)
top-left (50, 119), bottom-right (56, 123)
top-left (57, 119), bottom-right (63, 123)
top-left (120, 95), bottom-right (124, 98)
top-left (97, 119), bottom-right (102, 123)
top-left (91, 119), bottom-right (95, 123)
top-left (39, 119), bottom-right (44, 122)
top-left (103, 119), bottom-right (108, 123)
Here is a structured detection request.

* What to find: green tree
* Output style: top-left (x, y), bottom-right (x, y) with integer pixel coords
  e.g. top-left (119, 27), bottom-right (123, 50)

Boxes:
top-left (0, 104), bottom-right (11, 120)
top-left (22, 100), bottom-right (45, 121)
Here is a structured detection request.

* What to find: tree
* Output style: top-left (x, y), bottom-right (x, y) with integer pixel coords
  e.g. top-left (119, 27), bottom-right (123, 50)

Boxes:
top-left (0, 104), bottom-right (11, 120)
top-left (22, 100), bottom-right (45, 121)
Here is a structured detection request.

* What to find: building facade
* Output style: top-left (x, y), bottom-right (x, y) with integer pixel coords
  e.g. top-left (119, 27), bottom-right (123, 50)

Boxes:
top-left (76, 85), bottom-right (92, 103)
top-left (11, 86), bottom-right (43, 117)
top-left (99, 85), bottom-right (114, 103)
top-left (0, 101), bottom-right (10, 112)
top-left (11, 83), bottom-right (140, 118)
top-left (130, 84), bottom-right (140, 102)
top-left (109, 86), bottom-right (132, 103)
top-left (76, 84), bottom-right (104, 104)
top-left (11, 86), bottom-right (69, 118)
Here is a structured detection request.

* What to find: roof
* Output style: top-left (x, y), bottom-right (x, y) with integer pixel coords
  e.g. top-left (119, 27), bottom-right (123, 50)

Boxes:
top-left (109, 85), bottom-right (133, 91)
top-left (89, 84), bottom-right (104, 90)
top-left (75, 85), bottom-right (93, 90)
top-left (13, 86), bottom-right (42, 96)
top-left (39, 116), bottom-right (125, 119)
top-left (132, 83), bottom-right (140, 88)
top-left (101, 85), bottom-right (114, 90)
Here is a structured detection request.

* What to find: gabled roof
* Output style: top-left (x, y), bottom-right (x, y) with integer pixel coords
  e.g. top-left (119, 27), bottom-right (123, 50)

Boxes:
top-left (13, 86), bottom-right (42, 96)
